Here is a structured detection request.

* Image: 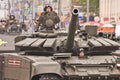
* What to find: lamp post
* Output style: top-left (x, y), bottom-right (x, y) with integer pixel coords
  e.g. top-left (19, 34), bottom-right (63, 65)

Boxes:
top-left (7, 0), bottom-right (11, 15)
top-left (58, 0), bottom-right (61, 16)
top-left (4, 3), bottom-right (6, 18)
top-left (86, 0), bottom-right (89, 22)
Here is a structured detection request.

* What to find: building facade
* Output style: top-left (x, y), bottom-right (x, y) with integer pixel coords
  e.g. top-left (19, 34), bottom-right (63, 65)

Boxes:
top-left (100, 0), bottom-right (120, 24)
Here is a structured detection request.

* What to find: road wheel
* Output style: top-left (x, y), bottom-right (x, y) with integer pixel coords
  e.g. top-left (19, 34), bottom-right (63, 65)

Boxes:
top-left (39, 74), bottom-right (61, 80)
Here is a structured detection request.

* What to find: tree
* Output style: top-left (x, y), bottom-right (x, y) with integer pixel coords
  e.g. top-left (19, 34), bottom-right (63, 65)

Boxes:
top-left (89, 0), bottom-right (99, 16)
top-left (72, 0), bottom-right (99, 16)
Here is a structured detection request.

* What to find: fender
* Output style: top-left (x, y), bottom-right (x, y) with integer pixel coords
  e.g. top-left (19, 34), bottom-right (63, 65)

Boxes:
top-left (31, 57), bottom-right (62, 77)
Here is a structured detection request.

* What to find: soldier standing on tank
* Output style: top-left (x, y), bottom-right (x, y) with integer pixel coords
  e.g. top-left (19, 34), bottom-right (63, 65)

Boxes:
top-left (37, 6), bottom-right (60, 30)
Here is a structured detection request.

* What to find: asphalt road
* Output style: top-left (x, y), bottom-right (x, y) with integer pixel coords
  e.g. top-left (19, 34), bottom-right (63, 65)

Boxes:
top-left (0, 34), bottom-right (17, 53)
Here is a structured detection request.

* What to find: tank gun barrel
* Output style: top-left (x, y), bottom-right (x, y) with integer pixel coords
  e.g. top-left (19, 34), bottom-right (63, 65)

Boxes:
top-left (66, 8), bottom-right (79, 51)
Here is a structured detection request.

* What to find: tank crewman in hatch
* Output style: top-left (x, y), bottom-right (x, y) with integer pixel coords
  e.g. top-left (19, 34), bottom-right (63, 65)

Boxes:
top-left (37, 5), bottom-right (60, 30)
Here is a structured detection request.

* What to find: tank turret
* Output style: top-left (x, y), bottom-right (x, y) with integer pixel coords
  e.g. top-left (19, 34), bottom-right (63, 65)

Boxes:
top-left (14, 8), bottom-right (120, 54)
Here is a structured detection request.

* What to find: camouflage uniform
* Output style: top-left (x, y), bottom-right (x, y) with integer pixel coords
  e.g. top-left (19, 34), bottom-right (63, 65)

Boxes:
top-left (38, 11), bottom-right (60, 30)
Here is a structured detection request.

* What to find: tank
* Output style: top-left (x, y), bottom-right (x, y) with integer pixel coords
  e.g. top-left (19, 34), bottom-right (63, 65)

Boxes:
top-left (0, 8), bottom-right (120, 80)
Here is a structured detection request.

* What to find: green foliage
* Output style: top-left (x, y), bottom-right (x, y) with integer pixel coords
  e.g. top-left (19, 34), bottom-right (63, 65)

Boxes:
top-left (89, 0), bottom-right (99, 15)
top-left (53, 0), bottom-right (57, 2)
top-left (79, 0), bottom-right (86, 3)
top-left (78, 0), bottom-right (99, 16)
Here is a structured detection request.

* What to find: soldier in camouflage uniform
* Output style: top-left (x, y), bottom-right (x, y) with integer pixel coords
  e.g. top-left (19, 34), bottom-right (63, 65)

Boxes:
top-left (38, 6), bottom-right (60, 30)
top-left (6, 15), bottom-right (18, 32)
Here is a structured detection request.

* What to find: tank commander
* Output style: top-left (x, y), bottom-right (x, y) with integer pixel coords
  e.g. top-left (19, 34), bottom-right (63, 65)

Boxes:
top-left (38, 6), bottom-right (60, 30)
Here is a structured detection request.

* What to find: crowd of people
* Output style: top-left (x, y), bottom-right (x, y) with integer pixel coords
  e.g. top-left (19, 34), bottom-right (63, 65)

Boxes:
top-left (0, 15), bottom-right (26, 33)
top-left (0, 5), bottom-right (97, 34)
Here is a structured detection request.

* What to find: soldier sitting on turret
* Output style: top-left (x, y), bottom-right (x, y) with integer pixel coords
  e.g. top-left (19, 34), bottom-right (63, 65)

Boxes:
top-left (38, 6), bottom-right (60, 30)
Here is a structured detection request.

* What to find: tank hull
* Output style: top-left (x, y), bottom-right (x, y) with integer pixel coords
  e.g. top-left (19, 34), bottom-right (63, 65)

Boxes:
top-left (0, 53), bottom-right (120, 80)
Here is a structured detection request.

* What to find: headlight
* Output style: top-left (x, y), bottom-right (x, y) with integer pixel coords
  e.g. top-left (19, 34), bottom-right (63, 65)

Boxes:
top-left (116, 63), bottom-right (120, 67)
top-left (2, 25), bottom-right (5, 28)
top-left (117, 57), bottom-right (120, 68)
top-left (17, 25), bottom-right (20, 27)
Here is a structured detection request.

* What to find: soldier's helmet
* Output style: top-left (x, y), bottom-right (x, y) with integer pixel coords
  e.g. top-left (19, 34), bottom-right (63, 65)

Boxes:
top-left (44, 5), bottom-right (53, 12)
top-left (9, 15), bottom-right (15, 20)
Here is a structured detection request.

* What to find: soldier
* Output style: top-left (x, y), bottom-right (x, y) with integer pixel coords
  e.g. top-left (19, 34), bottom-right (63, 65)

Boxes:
top-left (79, 48), bottom-right (85, 58)
top-left (8, 15), bottom-right (16, 24)
top-left (6, 15), bottom-right (18, 32)
top-left (38, 6), bottom-right (60, 30)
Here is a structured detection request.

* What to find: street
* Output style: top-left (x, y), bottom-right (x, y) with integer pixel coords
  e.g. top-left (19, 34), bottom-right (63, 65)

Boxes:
top-left (0, 34), bottom-right (16, 53)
